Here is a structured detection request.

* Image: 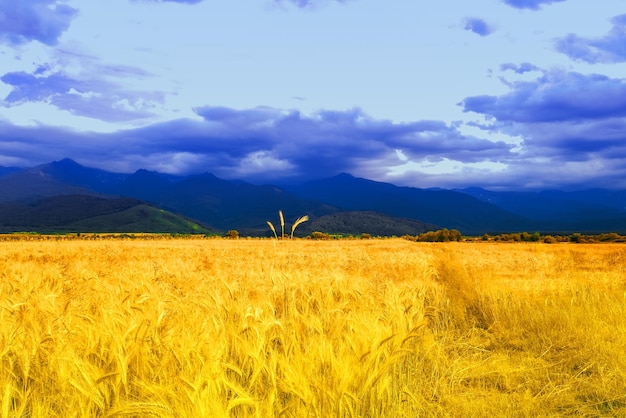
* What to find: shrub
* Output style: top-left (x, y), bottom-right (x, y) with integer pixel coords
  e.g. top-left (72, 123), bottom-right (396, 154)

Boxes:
top-left (543, 235), bottom-right (558, 244)
top-left (311, 231), bottom-right (331, 240)
top-left (418, 229), bottom-right (463, 242)
top-left (225, 230), bottom-right (239, 239)
top-left (570, 233), bottom-right (582, 243)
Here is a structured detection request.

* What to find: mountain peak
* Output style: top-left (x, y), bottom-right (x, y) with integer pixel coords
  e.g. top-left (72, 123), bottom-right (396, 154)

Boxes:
top-left (133, 168), bottom-right (160, 176)
top-left (335, 172), bottom-right (355, 179)
top-left (321, 173), bottom-right (360, 184)
top-left (51, 158), bottom-right (82, 168)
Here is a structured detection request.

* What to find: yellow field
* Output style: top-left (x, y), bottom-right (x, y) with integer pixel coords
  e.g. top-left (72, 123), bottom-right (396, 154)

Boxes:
top-left (0, 237), bottom-right (625, 417)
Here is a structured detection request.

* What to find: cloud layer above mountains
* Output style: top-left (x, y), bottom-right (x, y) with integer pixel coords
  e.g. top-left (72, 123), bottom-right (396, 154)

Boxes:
top-left (0, 106), bottom-right (512, 182)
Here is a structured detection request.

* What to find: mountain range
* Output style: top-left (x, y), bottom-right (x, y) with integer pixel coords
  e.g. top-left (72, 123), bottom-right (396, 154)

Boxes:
top-left (1, 158), bottom-right (625, 236)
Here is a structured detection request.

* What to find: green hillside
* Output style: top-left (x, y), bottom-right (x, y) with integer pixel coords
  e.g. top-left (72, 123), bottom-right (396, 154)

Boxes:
top-left (0, 195), bottom-right (213, 234)
top-left (299, 211), bottom-right (438, 237)
top-left (67, 204), bottom-right (212, 234)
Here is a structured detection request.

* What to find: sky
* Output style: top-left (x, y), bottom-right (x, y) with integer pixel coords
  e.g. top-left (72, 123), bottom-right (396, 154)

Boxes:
top-left (1, 0), bottom-right (626, 190)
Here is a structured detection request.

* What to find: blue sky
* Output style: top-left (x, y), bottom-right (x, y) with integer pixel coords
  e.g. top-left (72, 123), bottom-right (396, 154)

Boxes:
top-left (1, 0), bottom-right (626, 189)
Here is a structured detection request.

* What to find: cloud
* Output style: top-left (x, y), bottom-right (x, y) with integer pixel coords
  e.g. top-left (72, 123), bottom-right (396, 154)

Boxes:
top-left (3, 101), bottom-right (626, 189)
top-left (463, 18), bottom-right (494, 37)
top-left (188, 106), bottom-right (512, 180)
top-left (461, 70), bottom-right (626, 123)
top-left (1, 63), bottom-right (163, 123)
top-left (0, 106), bottom-right (512, 184)
top-left (556, 14), bottom-right (626, 63)
top-left (458, 69), bottom-right (626, 189)
top-left (479, 116), bottom-right (626, 189)
top-left (0, 0), bottom-right (202, 46)
top-left (273, 0), bottom-right (349, 9)
top-left (138, 0), bottom-right (204, 3)
top-left (0, 0), bottom-right (77, 46)
top-left (390, 153), bottom-right (626, 190)
top-left (499, 62), bottom-right (540, 74)
top-left (501, 0), bottom-right (566, 10)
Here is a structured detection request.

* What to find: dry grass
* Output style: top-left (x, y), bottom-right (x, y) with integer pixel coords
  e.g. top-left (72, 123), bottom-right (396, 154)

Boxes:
top-left (0, 238), bottom-right (625, 416)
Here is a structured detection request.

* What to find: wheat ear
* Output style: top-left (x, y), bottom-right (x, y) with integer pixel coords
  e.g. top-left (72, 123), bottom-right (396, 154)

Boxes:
top-left (290, 215), bottom-right (309, 239)
top-left (267, 221), bottom-right (278, 240)
top-left (279, 210), bottom-right (285, 239)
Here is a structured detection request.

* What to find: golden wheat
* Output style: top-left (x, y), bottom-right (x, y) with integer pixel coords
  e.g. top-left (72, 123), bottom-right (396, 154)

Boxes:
top-left (0, 238), bottom-right (624, 416)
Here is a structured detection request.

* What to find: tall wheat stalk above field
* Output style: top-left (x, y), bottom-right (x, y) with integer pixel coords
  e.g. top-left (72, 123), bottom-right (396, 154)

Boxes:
top-left (291, 215), bottom-right (309, 239)
top-left (279, 210), bottom-right (285, 239)
top-left (267, 211), bottom-right (309, 240)
top-left (267, 220), bottom-right (278, 240)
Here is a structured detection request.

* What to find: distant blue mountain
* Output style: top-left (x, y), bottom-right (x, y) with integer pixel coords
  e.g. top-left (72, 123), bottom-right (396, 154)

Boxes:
top-left (38, 158), bottom-right (128, 193)
top-left (0, 159), bottom-right (337, 234)
top-left (286, 173), bottom-right (531, 235)
top-left (0, 160), bottom-right (94, 202)
top-left (115, 169), bottom-right (181, 202)
top-left (456, 187), bottom-right (626, 225)
top-left (139, 172), bottom-right (336, 232)
top-left (1, 159), bottom-right (626, 234)
top-left (0, 166), bottom-right (21, 178)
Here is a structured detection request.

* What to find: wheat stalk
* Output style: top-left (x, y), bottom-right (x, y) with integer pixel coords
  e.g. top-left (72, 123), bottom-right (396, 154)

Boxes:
top-left (290, 215), bottom-right (309, 239)
top-left (268, 211), bottom-right (307, 240)
top-left (267, 221), bottom-right (278, 240)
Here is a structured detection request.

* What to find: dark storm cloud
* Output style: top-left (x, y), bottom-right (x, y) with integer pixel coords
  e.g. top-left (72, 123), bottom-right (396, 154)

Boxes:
top-left (556, 14), bottom-right (626, 63)
top-left (501, 0), bottom-right (566, 10)
top-left (189, 106), bottom-right (512, 180)
top-left (4, 101), bottom-right (626, 189)
top-left (463, 18), bottom-right (494, 37)
top-left (1, 68), bottom-right (163, 123)
top-left (485, 116), bottom-right (626, 189)
top-left (459, 69), bottom-right (626, 189)
top-left (0, 121), bottom-right (107, 167)
top-left (461, 71), bottom-right (626, 123)
top-left (509, 118), bottom-right (626, 159)
top-left (0, 106), bottom-right (512, 182)
top-left (0, 0), bottom-right (77, 45)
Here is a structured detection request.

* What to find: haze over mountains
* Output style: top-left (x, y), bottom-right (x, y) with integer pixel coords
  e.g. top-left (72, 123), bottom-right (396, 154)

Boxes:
top-left (1, 158), bottom-right (626, 236)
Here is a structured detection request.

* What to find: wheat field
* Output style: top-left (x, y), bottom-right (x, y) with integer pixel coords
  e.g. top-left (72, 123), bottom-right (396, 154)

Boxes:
top-left (0, 237), bottom-right (625, 417)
